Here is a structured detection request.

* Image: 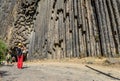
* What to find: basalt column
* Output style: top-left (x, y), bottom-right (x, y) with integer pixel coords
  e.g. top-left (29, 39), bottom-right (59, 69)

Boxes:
top-left (33, 0), bottom-right (120, 59)
top-left (10, 0), bottom-right (40, 59)
top-left (8, 0), bottom-right (120, 60)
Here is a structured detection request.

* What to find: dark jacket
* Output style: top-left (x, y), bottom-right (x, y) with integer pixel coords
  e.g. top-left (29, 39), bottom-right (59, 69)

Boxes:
top-left (17, 47), bottom-right (23, 56)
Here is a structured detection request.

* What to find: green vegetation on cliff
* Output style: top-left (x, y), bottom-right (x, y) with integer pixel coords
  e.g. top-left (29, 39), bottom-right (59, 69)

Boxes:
top-left (0, 40), bottom-right (7, 63)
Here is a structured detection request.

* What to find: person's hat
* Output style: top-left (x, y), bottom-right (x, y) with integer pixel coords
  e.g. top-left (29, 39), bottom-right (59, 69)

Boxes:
top-left (18, 43), bottom-right (22, 46)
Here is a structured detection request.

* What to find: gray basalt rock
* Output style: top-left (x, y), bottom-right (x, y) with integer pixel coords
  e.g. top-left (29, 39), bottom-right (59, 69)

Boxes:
top-left (0, 0), bottom-right (120, 60)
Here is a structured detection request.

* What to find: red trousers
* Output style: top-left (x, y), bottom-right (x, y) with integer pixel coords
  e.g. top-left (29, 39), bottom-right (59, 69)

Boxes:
top-left (17, 55), bottom-right (23, 69)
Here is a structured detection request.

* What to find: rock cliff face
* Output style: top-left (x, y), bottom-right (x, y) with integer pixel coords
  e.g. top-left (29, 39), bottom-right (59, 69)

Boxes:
top-left (0, 0), bottom-right (120, 59)
top-left (0, 0), bottom-right (17, 43)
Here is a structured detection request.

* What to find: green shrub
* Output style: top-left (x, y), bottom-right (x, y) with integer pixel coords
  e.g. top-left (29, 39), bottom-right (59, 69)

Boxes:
top-left (0, 40), bottom-right (7, 64)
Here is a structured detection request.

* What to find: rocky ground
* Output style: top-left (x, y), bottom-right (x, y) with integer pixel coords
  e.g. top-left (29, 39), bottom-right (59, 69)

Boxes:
top-left (0, 58), bottom-right (120, 81)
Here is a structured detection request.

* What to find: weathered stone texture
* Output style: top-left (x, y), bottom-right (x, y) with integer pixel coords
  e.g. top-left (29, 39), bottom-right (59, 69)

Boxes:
top-left (0, 0), bottom-right (120, 59)
top-left (0, 0), bottom-right (17, 43)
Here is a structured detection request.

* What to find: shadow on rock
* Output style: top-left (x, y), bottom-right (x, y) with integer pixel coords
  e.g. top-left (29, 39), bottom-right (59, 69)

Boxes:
top-left (0, 71), bottom-right (9, 77)
top-left (22, 66), bottom-right (29, 69)
top-left (6, 64), bottom-right (14, 67)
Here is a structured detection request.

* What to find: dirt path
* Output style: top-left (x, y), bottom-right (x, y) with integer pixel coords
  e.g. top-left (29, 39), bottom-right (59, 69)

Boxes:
top-left (0, 62), bottom-right (120, 81)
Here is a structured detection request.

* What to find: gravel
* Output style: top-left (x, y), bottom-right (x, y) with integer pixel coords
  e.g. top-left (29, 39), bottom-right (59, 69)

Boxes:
top-left (0, 62), bottom-right (120, 81)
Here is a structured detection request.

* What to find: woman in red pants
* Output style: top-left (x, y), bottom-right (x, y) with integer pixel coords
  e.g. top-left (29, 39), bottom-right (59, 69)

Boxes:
top-left (17, 43), bottom-right (23, 69)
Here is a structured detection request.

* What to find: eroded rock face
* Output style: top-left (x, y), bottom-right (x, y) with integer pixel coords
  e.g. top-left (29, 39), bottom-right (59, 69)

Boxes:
top-left (0, 0), bottom-right (120, 60)
top-left (0, 0), bottom-right (17, 43)
top-left (10, 0), bottom-right (37, 46)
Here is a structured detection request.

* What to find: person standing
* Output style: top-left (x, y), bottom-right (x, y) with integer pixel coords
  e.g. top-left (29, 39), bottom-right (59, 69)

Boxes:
top-left (17, 43), bottom-right (23, 69)
top-left (10, 47), bottom-right (17, 63)
top-left (6, 51), bottom-right (12, 65)
top-left (22, 44), bottom-right (28, 61)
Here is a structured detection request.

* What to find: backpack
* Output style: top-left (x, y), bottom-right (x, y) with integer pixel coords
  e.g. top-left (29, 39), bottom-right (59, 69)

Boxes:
top-left (16, 47), bottom-right (22, 56)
